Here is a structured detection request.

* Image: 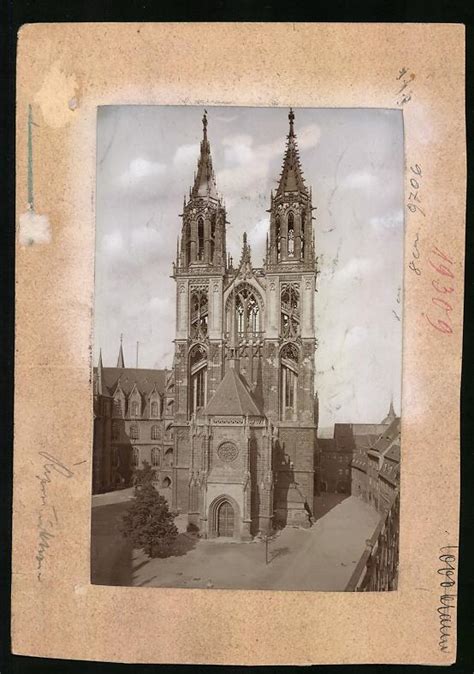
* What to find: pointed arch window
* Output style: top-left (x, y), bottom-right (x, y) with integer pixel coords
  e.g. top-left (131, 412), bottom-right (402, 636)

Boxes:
top-left (164, 448), bottom-right (173, 467)
top-left (129, 423), bottom-right (139, 440)
top-left (288, 212), bottom-right (295, 257)
top-left (275, 215), bottom-right (281, 261)
top-left (280, 342), bottom-right (299, 420)
top-left (281, 283), bottom-right (300, 337)
top-left (210, 213), bottom-right (216, 263)
top-left (189, 345), bottom-right (207, 416)
top-left (197, 217), bottom-right (204, 260)
top-left (226, 283), bottom-right (262, 338)
top-left (151, 447), bottom-right (160, 467)
top-left (190, 289), bottom-right (208, 339)
top-left (151, 425), bottom-right (160, 440)
top-left (151, 400), bottom-right (159, 418)
top-left (130, 400), bottom-right (140, 417)
top-left (113, 394), bottom-right (124, 418)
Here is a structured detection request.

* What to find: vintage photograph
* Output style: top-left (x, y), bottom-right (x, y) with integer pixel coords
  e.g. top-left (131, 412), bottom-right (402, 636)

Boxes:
top-left (91, 105), bottom-right (403, 592)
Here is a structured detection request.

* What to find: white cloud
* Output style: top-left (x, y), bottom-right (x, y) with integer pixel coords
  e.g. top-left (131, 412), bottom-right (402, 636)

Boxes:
top-left (173, 144), bottom-right (200, 167)
top-left (120, 158), bottom-right (166, 186)
top-left (370, 209), bottom-right (404, 231)
top-left (333, 257), bottom-right (375, 284)
top-left (296, 123), bottom-right (321, 150)
top-left (342, 170), bottom-right (377, 190)
top-left (247, 217), bottom-right (270, 258)
top-left (101, 229), bottom-right (124, 255)
top-left (222, 134), bottom-right (254, 165)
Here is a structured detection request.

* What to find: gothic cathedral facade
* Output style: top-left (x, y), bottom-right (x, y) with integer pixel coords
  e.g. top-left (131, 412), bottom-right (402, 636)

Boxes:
top-left (167, 109), bottom-right (319, 539)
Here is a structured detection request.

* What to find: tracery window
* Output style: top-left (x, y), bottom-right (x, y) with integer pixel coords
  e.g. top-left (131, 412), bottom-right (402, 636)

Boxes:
top-left (129, 423), bottom-right (139, 440)
top-left (280, 342), bottom-right (299, 420)
top-left (280, 283), bottom-right (300, 338)
top-left (190, 288), bottom-right (208, 339)
top-left (189, 344), bottom-right (207, 416)
top-left (226, 283), bottom-right (262, 338)
top-left (151, 425), bottom-right (160, 440)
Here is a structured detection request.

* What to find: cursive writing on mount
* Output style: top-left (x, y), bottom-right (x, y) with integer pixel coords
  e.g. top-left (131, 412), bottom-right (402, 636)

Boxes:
top-left (35, 451), bottom-right (74, 581)
top-left (437, 546), bottom-right (458, 653)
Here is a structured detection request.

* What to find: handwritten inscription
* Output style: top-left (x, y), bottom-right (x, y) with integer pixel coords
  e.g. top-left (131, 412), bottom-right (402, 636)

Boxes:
top-left (35, 451), bottom-right (74, 581)
top-left (396, 67), bottom-right (416, 106)
top-left (423, 247), bottom-right (455, 335)
top-left (407, 164), bottom-right (423, 276)
top-left (437, 546), bottom-right (458, 652)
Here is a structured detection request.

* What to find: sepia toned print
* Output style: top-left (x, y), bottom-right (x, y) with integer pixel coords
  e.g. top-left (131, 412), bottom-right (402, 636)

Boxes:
top-left (91, 105), bottom-right (403, 591)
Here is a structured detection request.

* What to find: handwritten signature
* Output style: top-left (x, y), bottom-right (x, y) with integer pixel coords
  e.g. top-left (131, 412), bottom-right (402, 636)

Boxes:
top-left (437, 546), bottom-right (458, 652)
top-left (35, 451), bottom-right (74, 581)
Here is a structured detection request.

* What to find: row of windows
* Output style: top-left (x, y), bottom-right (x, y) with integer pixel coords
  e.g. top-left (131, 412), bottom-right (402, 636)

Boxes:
top-left (112, 447), bottom-right (173, 468)
top-left (113, 399), bottom-right (161, 418)
top-left (112, 423), bottom-right (165, 441)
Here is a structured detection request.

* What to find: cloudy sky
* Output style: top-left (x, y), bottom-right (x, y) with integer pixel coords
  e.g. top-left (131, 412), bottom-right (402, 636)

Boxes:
top-left (94, 106), bottom-right (403, 432)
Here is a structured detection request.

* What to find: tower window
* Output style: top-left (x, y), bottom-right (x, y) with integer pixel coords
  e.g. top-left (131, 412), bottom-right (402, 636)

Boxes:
top-left (210, 213), bottom-right (216, 263)
top-left (281, 283), bottom-right (300, 337)
top-left (301, 211), bottom-right (306, 258)
top-left (276, 215), bottom-right (281, 261)
top-left (190, 289), bottom-right (208, 339)
top-left (189, 345), bottom-right (207, 416)
top-left (151, 400), bottom-right (159, 417)
top-left (280, 342), bottom-right (299, 420)
top-left (288, 212), bottom-right (295, 257)
top-left (130, 400), bottom-right (139, 417)
top-left (198, 217), bottom-right (204, 260)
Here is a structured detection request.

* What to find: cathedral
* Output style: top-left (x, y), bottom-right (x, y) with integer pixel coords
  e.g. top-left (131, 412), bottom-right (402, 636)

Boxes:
top-left (93, 108), bottom-right (319, 539)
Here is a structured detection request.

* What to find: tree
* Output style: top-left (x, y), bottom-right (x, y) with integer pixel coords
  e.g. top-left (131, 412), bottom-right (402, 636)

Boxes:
top-left (120, 478), bottom-right (178, 558)
top-left (132, 460), bottom-right (156, 489)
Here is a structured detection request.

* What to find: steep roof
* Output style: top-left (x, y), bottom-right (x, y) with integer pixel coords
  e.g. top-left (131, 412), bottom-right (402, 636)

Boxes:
top-left (276, 109), bottom-right (308, 197)
top-left (191, 110), bottom-right (219, 200)
top-left (374, 417), bottom-right (401, 455)
top-left (93, 367), bottom-right (166, 397)
top-left (205, 368), bottom-right (262, 416)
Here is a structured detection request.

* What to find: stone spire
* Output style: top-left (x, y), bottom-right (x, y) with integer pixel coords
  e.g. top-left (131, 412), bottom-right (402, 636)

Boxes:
top-left (117, 334), bottom-right (125, 368)
top-left (276, 108), bottom-right (308, 197)
top-left (191, 110), bottom-right (219, 200)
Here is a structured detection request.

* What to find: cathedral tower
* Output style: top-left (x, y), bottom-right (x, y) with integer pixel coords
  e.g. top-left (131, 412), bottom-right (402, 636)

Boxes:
top-left (264, 108), bottom-right (318, 525)
top-left (171, 111), bottom-right (228, 510)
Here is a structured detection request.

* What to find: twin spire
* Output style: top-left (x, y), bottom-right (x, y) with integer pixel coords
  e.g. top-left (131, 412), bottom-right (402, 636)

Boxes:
top-left (190, 110), bottom-right (219, 201)
top-left (276, 108), bottom-right (308, 196)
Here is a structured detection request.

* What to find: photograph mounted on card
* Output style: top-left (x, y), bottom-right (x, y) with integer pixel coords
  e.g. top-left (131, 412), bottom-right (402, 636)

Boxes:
top-left (13, 23), bottom-right (464, 665)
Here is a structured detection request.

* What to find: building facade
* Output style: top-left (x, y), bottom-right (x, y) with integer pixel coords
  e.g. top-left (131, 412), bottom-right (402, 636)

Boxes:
top-left (93, 109), bottom-right (319, 539)
top-left (351, 415), bottom-right (400, 513)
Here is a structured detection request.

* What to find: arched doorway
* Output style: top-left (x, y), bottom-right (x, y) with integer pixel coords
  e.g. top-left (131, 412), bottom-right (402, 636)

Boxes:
top-left (217, 500), bottom-right (234, 537)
